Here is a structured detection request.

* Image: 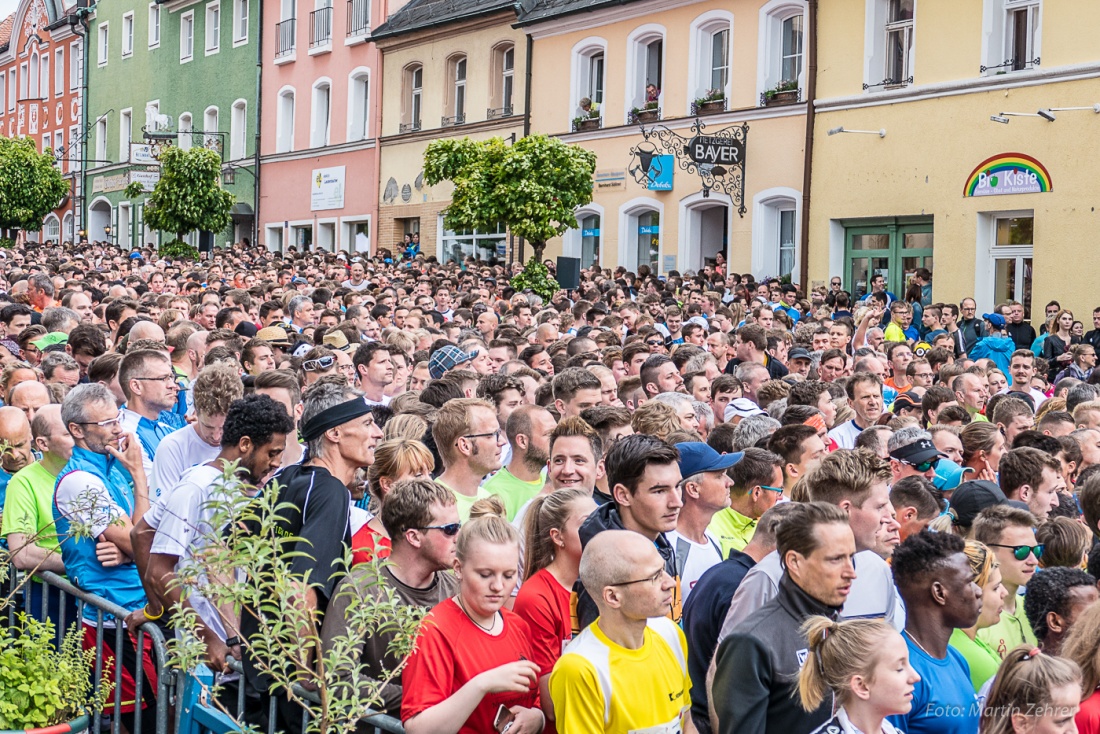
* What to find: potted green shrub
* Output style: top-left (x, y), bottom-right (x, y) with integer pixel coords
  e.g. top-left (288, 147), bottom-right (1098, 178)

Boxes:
top-left (572, 109), bottom-right (601, 132)
top-left (764, 79), bottom-right (800, 105)
top-left (693, 89), bottom-right (727, 115)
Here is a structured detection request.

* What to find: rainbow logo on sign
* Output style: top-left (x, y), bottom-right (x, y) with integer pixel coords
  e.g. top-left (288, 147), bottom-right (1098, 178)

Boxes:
top-left (964, 153), bottom-right (1052, 197)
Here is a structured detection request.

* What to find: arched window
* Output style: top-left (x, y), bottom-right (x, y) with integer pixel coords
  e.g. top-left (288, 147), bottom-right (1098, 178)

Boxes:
top-left (276, 89), bottom-right (295, 152)
top-left (444, 55), bottom-right (467, 125)
top-left (179, 112), bottom-right (193, 150)
top-left (758, 1), bottom-right (806, 103)
top-left (625, 25), bottom-right (665, 123)
top-left (401, 64), bottom-right (422, 132)
top-left (347, 69), bottom-right (369, 141)
top-left (689, 12), bottom-right (733, 114)
top-left (489, 43), bottom-right (514, 117)
top-left (203, 106), bottom-right (219, 153)
top-left (569, 37), bottom-right (606, 129)
top-left (230, 99), bottom-right (247, 160)
top-left (310, 80), bottom-right (331, 147)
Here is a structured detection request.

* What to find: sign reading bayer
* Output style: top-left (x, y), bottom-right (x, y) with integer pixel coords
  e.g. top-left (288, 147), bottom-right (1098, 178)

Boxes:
top-left (685, 136), bottom-right (744, 166)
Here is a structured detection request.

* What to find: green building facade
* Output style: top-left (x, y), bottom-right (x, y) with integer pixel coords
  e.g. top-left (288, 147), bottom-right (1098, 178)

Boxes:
top-left (84, 0), bottom-right (259, 248)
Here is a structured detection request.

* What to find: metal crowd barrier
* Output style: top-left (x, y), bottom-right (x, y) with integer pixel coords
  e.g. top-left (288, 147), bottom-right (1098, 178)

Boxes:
top-left (5, 569), bottom-right (405, 734)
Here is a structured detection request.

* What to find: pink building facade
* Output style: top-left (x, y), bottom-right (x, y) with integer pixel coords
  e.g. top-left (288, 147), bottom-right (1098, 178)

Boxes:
top-left (259, 0), bottom-right (382, 253)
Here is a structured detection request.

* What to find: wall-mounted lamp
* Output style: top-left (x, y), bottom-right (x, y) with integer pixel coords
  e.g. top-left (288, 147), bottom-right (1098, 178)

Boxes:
top-left (827, 126), bottom-right (887, 138)
top-left (1037, 109), bottom-right (1056, 122)
top-left (1048, 104), bottom-right (1100, 114)
top-left (991, 105), bottom-right (1100, 123)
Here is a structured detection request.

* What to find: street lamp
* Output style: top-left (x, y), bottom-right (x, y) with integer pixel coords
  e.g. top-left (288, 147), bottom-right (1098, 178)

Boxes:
top-left (104, 226), bottom-right (112, 238)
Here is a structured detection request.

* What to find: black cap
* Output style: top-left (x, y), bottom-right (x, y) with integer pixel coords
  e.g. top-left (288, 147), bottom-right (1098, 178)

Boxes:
top-left (892, 392), bottom-right (921, 413)
top-left (950, 480), bottom-right (1008, 527)
top-left (788, 347), bottom-right (812, 362)
top-left (889, 438), bottom-right (944, 465)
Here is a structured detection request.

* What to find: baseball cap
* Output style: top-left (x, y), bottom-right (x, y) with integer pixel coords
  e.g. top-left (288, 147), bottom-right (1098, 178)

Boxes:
top-left (724, 398), bottom-right (765, 422)
top-left (983, 313), bottom-right (1007, 329)
top-left (889, 438), bottom-right (944, 466)
top-left (949, 480), bottom-right (1008, 527)
top-left (234, 321), bottom-right (258, 339)
top-left (674, 441), bottom-right (743, 477)
top-left (322, 331), bottom-right (352, 352)
top-left (429, 344), bottom-right (477, 380)
top-left (788, 347), bottom-right (812, 362)
top-left (32, 332), bottom-right (68, 351)
top-left (891, 392), bottom-right (921, 414)
top-left (932, 459), bottom-right (975, 492)
top-left (255, 326), bottom-right (291, 347)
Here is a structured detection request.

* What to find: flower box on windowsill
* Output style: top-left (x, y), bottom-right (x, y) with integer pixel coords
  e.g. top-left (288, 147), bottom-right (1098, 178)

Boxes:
top-left (572, 117), bottom-right (601, 132)
top-left (693, 99), bottom-right (726, 116)
top-left (631, 108), bottom-right (660, 124)
top-left (764, 89), bottom-right (799, 106)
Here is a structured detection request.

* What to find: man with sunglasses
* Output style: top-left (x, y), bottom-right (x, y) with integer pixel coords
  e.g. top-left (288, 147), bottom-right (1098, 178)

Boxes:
top-left (973, 504), bottom-right (1042, 655)
top-left (887, 429), bottom-right (944, 483)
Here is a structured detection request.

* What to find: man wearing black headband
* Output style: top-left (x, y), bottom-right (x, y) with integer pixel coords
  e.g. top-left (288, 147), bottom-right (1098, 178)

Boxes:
top-left (240, 379), bottom-right (384, 730)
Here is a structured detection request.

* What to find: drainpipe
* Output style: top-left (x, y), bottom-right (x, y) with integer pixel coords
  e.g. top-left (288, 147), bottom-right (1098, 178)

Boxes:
top-left (75, 8), bottom-right (90, 240)
top-left (522, 33), bottom-right (532, 139)
top-left (798, 0), bottom-right (817, 291)
top-left (253, 0), bottom-right (262, 248)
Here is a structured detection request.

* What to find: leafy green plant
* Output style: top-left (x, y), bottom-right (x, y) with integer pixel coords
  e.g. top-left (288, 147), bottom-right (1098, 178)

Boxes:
top-left (0, 238), bottom-right (15, 249)
top-left (124, 182), bottom-right (146, 199)
top-left (424, 133), bottom-right (596, 263)
top-left (0, 137), bottom-right (69, 233)
top-left (158, 240), bottom-right (200, 262)
top-left (693, 88), bottom-right (725, 107)
top-left (0, 614), bottom-right (110, 729)
top-left (143, 146), bottom-right (234, 246)
top-left (510, 259), bottom-right (560, 302)
top-left (765, 79), bottom-right (799, 99)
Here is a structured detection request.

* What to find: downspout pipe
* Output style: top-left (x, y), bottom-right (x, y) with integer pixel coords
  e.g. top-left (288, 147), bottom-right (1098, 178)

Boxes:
top-left (523, 32), bottom-right (532, 139)
top-left (75, 8), bottom-right (90, 240)
top-left (798, 0), bottom-right (817, 291)
top-left (253, 0), bottom-right (262, 249)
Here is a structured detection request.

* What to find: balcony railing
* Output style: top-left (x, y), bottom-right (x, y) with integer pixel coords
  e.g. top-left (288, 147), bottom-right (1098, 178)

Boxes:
top-left (347, 0), bottom-right (370, 37)
top-left (442, 114), bottom-right (466, 127)
top-left (487, 106), bottom-right (513, 119)
top-left (399, 121), bottom-right (422, 133)
top-left (275, 18), bottom-right (296, 57)
top-left (309, 7), bottom-right (332, 48)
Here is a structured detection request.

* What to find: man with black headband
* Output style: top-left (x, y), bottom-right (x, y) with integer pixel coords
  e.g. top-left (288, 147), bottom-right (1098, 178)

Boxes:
top-left (239, 379), bottom-right (384, 730)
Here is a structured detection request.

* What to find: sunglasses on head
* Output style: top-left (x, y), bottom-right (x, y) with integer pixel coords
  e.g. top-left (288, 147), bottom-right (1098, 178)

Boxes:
top-left (302, 355), bottom-right (336, 372)
top-left (989, 543), bottom-right (1044, 561)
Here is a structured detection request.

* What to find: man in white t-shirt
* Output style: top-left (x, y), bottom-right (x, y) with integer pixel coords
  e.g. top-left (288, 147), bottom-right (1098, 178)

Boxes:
top-left (127, 394), bottom-right (295, 673)
top-left (664, 441), bottom-right (742, 606)
top-left (150, 363), bottom-right (243, 500)
top-left (352, 341), bottom-right (393, 406)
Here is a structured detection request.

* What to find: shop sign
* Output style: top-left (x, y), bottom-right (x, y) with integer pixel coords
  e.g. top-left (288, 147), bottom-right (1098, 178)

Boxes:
top-left (92, 174), bottom-right (128, 194)
top-left (130, 144), bottom-right (158, 165)
top-left (582, 228), bottom-right (600, 237)
top-left (129, 169), bottom-right (160, 189)
top-left (646, 155), bottom-right (674, 191)
top-left (595, 169), bottom-right (626, 191)
top-left (964, 153), bottom-right (1052, 197)
top-left (686, 135), bottom-right (744, 166)
top-left (311, 166), bottom-right (346, 211)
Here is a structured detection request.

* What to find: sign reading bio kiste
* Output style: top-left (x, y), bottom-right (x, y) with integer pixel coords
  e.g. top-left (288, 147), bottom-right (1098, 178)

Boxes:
top-left (311, 166), bottom-right (346, 211)
top-left (964, 153), bottom-right (1052, 197)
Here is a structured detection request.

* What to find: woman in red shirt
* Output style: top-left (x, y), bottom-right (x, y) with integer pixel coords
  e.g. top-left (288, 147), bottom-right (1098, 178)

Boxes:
top-left (401, 515), bottom-right (544, 734)
top-left (351, 438), bottom-right (433, 564)
top-left (513, 488), bottom-right (596, 733)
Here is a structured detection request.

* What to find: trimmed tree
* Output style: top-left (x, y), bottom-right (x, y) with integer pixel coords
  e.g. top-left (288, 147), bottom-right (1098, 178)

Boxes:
top-left (423, 133), bottom-right (596, 298)
top-left (0, 136), bottom-right (70, 238)
top-left (135, 145), bottom-right (234, 252)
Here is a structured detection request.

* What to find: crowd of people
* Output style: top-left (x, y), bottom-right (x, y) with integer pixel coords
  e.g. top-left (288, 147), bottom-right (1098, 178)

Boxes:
top-left (3, 240), bottom-right (1100, 734)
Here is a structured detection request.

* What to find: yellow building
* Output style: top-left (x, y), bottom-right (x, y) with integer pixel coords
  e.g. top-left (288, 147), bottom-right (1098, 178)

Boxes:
top-left (372, 0), bottom-right (526, 262)
top-left (809, 0), bottom-right (1100, 321)
top-left (519, 0), bottom-right (810, 277)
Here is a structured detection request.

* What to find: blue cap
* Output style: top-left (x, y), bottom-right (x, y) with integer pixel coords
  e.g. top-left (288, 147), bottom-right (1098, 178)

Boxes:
top-left (932, 458), bottom-right (975, 492)
top-left (429, 344), bottom-right (477, 380)
top-left (983, 312), bottom-right (1007, 329)
top-left (674, 441), bottom-right (743, 478)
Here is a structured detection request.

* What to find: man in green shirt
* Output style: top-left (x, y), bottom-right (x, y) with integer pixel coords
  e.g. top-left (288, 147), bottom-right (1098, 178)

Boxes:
top-left (707, 448), bottom-right (783, 559)
top-left (431, 398), bottom-right (503, 523)
top-left (483, 405), bottom-right (554, 521)
top-left (973, 504), bottom-right (1040, 656)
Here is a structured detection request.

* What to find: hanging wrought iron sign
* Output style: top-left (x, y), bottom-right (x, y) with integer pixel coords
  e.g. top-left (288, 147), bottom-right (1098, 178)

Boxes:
top-left (628, 117), bottom-right (749, 215)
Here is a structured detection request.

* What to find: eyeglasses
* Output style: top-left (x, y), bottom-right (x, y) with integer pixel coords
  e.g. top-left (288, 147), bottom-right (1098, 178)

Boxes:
top-left (989, 543), bottom-right (1044, 561)
top-left (646, 339), bottom-right (665, 347)
top-left (610, 568), bottom-right (666, 587)
top-left (132, 374), bottom-right (177, 385)
top-left (302, 355), bottom-right (336, 372)
top-left (77, 409), bottom-right (124, 428)
top-left (462, 429), bottom-right (503, 443)
top-left (759, 485), bottom-right (785, 493)
top-left (419, 523), bottom-right (461, 537)
top-left (902, 458), bottom-right (940, 473)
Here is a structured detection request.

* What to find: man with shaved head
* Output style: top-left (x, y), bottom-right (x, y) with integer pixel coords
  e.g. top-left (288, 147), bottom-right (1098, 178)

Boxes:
top-left (0, 406), bottom-right (35, 524)
top-left (8, 380), bottom-right (50, 425)
top-left (550, 530), bottom-right (691, 734)
top-left (128, 320), bottom-right (166, 344)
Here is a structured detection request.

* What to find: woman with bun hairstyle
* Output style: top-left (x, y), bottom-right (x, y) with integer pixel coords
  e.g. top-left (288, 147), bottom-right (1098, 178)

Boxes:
top-left (797, 616), bottom-right (920, 734)
top-left (961, 422), bottom-right (1006, 482)
top-left (950, 541), bottom-right (1008, 692)
top-left (979, 645), bottom-right (1081, 734)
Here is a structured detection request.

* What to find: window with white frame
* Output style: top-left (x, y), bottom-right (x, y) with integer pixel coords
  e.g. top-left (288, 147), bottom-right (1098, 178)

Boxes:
top-left (95, 116), bottom-right (108, 163)
top-left (29, 53), bottom-right (38, 99)
top-left (234, 0), bottom-right (248, 43)
top-left (119, 109), bottom-right (132, 162)
top-left (179, 112), bottom-right (193, 150)
top-left (347, 71), bottom-right (369, 141)
top-left (40, 54), bottom-right (49, 99)
top-left (982, 0), bottom-right (1040, 74)
top-left (54, 49), bottom-right (63, 94)
top-left (310, 81), bottom-right (330, 147)
top-left (0, 74), bottom-right (6, 114)
top-left (403, 64), bottom-right (422, 130)
top-left (54, 129), bottom-right (63, 163)
top-left (97, 23), bottom-right (108, 66)
top-left (689, 13), bottom-right (733, 110)
top-left (440, 222), bottom-right (506, 264)
top-left (6, 69), bottom-right (13, 110)
top-left (44, 216), bottom-right (59, 240)
top-left (207, 3), bottom-right (221, 53)
top-left (181, 11), bottom-right (195, 61)
top-left (18, 63), bottom-right (27, 100)
top-left (570, 39), bottom-right (606, 121)
top-left (43, 132), bottom-right (51, 154)
top-left (884, 0), bottom-right (914, 84)
top-left (230, 100), bottom-right (246, 159)
top-left (758, 3), bottom-right (805, 104)
top-left (625, 29), bottom-right (664, 117)
top-left (122, 12), bottom-right (134, 56)
top-left (63, 213), bottom-right (73, 243)
top-left (204, 107), bottom-right (219, 152)
top-left (71, 41), bottom-right (82, 90)
top-left (751, 189), bottom-right (800, 278)
top-left (977, 212), bottom-right (1034, 319)
top-left (491, 44), bottom-right (514, 115)
top-left (149, 4), bottom-right (161, 47)
top-left (276, 89), bottom-right (294, 151)
top-left (68, 124), bottom-right (79, 172)
top-left (446, 55), bottom-right (466, 124)
top-left (781, 16), bottom-right (803, 84)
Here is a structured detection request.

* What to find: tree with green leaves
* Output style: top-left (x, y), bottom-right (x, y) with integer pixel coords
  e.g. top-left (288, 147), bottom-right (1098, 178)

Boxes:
top-left (423, 133), bottom-right (596, 265)
top-left (0, 136), bottom-right (70, 237)
top-left (134, 145), bottom-right (234, 248)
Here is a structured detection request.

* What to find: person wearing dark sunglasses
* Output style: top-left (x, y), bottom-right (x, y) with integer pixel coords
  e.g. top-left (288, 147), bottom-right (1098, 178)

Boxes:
top-left (972, 504), bottom-right (1042, 656)
top-left (321, 478), bottom-right (460, 717)
top-left (888, 431), bottom-right (945, 483)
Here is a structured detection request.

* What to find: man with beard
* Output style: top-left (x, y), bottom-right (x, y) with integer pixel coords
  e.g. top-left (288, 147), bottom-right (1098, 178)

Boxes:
top-left (127, 394), bottom-right (294, 673)
top-left (484, 405), bottom-right (555, 521)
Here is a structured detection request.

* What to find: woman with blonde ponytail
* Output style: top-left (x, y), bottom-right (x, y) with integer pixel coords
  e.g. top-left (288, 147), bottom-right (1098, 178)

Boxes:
top-left (513, 488), bottom-right (596, 734)
top-left (798, 616), bottom-right (920, 734)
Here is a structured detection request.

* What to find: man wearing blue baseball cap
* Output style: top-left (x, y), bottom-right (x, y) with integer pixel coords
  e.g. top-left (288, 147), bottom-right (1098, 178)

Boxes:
top-left (428, 344), bottom-right (477, 380)
top-left (970, 312), bottom-right (1015, 375)
top-left (666, 441), bottom-right (742, 606)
